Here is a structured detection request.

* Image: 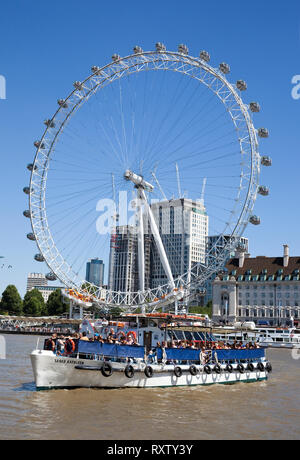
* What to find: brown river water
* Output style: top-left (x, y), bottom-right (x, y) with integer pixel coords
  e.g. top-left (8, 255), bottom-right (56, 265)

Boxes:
top-left (0, 333), bottom-right (300, 440)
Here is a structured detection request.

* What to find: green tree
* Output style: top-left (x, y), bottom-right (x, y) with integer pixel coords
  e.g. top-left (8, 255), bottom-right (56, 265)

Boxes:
top-left (23, 289), bottom-right (45, 317)
top-left (47, 289), bottom-right (69, 316)
top-left (0, 285), bottom-right (23, 315)
top-left (189, 300), bottom-right (212, 318)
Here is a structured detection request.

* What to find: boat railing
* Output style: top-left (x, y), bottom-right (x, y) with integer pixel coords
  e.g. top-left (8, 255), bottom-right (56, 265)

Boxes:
top-left (39, 338), bottom-right (265, 365)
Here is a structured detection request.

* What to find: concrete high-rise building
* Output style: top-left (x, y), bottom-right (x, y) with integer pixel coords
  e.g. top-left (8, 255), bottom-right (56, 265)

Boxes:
top-left (27, 273), bottom-right (47, 292)
top-left (148, 198), bottom-right (208, 289)
top-left (85, 258), bottom-right (104, 287)
top-left (108, 198), bottom-right (208, 299)
top-left (108, 225), bottom-right (151, 293)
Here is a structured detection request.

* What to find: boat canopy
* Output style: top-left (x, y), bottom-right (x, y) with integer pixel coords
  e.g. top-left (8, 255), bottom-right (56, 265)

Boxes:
top-left (78, 341), bottom-right (145, 359)
top-left (77, 341), bottom-right (265, 361)
top-left (212, 349), bottom-right (265, 361)
top-left (156, 347), bottom-right (265, 362)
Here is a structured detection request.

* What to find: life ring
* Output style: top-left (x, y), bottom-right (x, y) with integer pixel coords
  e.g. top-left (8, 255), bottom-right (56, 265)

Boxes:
top-left (64, 339), bottom-right (75, 355)
top-left (189, 365), bottom-right (198, 376)
top-left (237, 363), bottom-right (245, 374)
top-left (45, 338), bottom-right (55, 351)
top-left (204, 365), bottom-right (212, 375)
top-left (144, 365), bottom-right (153, 378)
top-left (214, 364), bottom-right (222, 374)
top-left (247, 362), bottom-right (254, 372)
top-left (225, 364), bottom-right (233, 373)
top-left (174, 366), bottom-right (182, 378)
top-left (257, 362), bottom-right (265, 372)
top-left (265, 362), bottom-right (272, 373)
top-left (126, 331), bottom-right (137, 341)
top-left (124, 364), bottom-right (134, 379)
top-left (101, 362), bottom-right (113, 377)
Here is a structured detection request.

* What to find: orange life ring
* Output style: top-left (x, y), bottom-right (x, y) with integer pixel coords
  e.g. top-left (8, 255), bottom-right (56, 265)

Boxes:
top-left (126, 331), bottom-right (137, 341)
top-left (64, 339), bottom-right (76, 355)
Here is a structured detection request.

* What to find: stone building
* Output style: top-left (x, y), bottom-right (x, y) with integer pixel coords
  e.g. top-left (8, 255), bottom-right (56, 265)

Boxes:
top-left (212, 245), bottom-right (300, 327)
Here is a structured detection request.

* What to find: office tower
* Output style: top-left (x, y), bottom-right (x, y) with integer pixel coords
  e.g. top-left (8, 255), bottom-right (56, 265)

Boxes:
top-left (85, 258), bottom-right (105, 287)
top-left (27, 273), bottom-right (48, 292)
top-left (148, 198), bottom-right (208, 289)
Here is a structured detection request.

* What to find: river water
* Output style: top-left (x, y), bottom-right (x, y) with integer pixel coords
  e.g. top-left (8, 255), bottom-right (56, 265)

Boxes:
top-left (0, 333), bottom-right (299, 440)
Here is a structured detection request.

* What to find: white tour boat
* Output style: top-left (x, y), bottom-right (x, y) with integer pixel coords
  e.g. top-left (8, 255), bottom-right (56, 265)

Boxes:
top-left (31, 314), bottom-right (272, 390)
top-left (213, 322), bottom-right (300, 349)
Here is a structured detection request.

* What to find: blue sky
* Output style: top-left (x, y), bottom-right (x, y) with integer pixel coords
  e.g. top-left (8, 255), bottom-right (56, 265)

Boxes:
top-left (0, 0), bottom-right (300, 297)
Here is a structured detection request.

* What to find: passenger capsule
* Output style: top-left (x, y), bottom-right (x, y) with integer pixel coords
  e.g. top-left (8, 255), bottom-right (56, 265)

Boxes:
top-left (112, 54), bottom-right (121, 62)
top-left (133, 46), bottom-right (143, 54)
top-left (249, 215), bottom-right (261, 226)
top-left (199, 50), bottom-right (210, 62)
top-left (155, 42), bottom-right (166, 52)
top-left (258, 128), bottom-right (269, 138)
top-left (23, 186), bottom-right (30, 195)
top-left (178, 44), bottom-right (189, 55)
top-left (27, 163), bottom-right (37, 171)
top-left (44, 119), bottom-right (55, 128)
top-left (91, 66), bottom-right (101, 74)
top-left (73, 81), bottom-right (83, 91)
top-left (27, 233), bottom-right (36, 241)
top-left (249, 102), bottom-right (260, 113)
top-left (236, 80), bottom-right (247, 91)
top-left (219, 62), bottom-right (230, 74)
top-left (23, 210), bottom-right (31, 218)
top-left (57, 99), bottom-right (68, 108)
top-left (261, 156), bottom-right (272, 167)
top-left (258, 185), bottom-right (270, 196)
top-left (34, 141), bottom-right (45, 149)
top-left (46, 272), bottom-right (57, 281)
top-left (34, 253), bottom-right (45, 262)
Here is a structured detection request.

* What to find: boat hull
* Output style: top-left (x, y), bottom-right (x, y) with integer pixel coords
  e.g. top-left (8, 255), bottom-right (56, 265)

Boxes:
top-left (31, 350), bottom-right (268, 390)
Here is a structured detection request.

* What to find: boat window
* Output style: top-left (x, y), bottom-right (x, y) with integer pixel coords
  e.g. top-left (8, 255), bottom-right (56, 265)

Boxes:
top-left (193, 332), bottom-right (202, 340)
top-left (184, 331), bottom-right (193, 341)
top-left (276, 338), bottom-right (283, 342)
top-left (172, 331), bottom-right (184, 340)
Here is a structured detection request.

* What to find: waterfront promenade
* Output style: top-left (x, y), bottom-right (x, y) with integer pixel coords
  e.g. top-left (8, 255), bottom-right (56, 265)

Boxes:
top-left (0, 315), bottom-right (80, 336)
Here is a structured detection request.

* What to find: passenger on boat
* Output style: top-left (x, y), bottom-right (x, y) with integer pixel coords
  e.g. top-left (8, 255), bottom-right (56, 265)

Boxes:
top-left (200, 347), bottom-right (210, 364)
top-left (120, 336), bottom-right (127, 345)
top-left (147, 349), bottom-right (157, 364)
top-left (80, 331), bottom-right (89, 341)
top-left (107, 328), bottom-right (117, 341)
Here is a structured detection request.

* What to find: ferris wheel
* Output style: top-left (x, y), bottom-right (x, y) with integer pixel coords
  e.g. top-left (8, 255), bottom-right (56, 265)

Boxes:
top-left (23, 43), bottom-right (271, 312)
